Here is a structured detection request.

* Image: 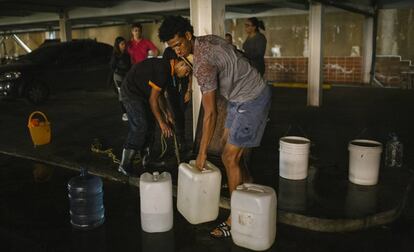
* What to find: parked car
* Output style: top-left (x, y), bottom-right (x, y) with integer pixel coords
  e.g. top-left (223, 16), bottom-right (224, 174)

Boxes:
top-left (0, 39), bottom-right (112, 104)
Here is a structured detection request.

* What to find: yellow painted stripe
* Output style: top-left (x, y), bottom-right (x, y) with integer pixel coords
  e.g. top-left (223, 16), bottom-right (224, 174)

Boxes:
top-left (148, 80), bottom-right (161, 91)
top-left (270, 82), bottom-right (332, 90)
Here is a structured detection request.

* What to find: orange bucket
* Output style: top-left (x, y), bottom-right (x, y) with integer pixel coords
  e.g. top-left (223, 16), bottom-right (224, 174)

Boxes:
top-left (28, 111), bottom-right (51, 146)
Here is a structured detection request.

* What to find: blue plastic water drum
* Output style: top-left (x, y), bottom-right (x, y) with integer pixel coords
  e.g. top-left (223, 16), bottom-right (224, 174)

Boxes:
top-left (68, 167), bottom-right (105, 229)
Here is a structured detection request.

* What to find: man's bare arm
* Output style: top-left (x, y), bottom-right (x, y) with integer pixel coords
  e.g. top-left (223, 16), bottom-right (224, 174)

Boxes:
top-left (196, 90), bottom-right (217, 169)
top-left (149, 88), bottom-right (172, 137)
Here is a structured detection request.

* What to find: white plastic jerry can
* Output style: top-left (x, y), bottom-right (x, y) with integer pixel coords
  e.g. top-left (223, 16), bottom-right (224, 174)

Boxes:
top-left (177, 160), bottom-right (222, 224)
top-left (231, 183), bottom-right (277, 251)
top-left (140, 171), bottom-right (173, 233)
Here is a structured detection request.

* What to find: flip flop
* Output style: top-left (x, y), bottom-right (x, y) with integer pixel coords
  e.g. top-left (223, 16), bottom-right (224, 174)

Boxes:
top-left (217, 221), bottom-right (229, 228)
top-left (210, 222), bottom-right (231, 239)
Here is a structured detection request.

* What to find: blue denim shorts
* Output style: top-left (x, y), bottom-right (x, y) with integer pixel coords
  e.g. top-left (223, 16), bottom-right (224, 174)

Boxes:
top-left (225, 86), bottom-right (271, 148)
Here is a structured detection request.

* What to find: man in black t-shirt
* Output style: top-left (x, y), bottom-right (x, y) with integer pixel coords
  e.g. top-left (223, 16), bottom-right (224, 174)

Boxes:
top-left (118, 57), bottom-right (192, 176)
top-left (162, 47), bottom-right (193, 152)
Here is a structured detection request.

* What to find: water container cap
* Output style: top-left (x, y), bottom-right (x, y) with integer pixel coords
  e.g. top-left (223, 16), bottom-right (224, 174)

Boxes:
top-left (153, 171), bottom-right (160, 181)
top-left (68, 168), bottom-right (102, 193)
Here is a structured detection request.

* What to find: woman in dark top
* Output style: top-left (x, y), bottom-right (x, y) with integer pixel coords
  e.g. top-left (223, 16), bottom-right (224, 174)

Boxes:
top-left (110, 36), bottom-right (132, 121)
top-left (242, 17), bottom-right (267, 76)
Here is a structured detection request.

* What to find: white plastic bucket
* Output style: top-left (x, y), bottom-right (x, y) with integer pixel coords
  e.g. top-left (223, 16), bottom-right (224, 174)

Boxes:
top-left (231, 183), bottom-right (277, 251)
top-left (279, 136), bottom-right (310, 180)
top-left (177, 160), bottom-right (221, 224)
top-left (348, 139), bottom-right (382, 186)
top-left (140, 171), bottom-right (173, 233)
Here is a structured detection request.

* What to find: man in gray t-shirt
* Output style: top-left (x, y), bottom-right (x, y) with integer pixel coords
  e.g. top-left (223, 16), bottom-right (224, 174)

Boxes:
top-left (193, 35), bottom-right (265, 102)
top-left (159, 16), bottom-right (271, 239)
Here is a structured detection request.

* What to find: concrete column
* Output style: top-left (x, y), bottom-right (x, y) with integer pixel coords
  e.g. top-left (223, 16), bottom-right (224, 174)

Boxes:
top-left (307, 2), bottom-right (324, 107)
top-left (45, 30), bottom-right (57, 40)
top-left (190, 0), bottom-right (225, 139)
top-left (0, 36), bottom-right (5, 59)
top-left (407, 9), bottom-right (414, 60)
top-left (59, 10), bottom-right (72, 42)
top-left (379, 9), bottom-right (398, 55)
top-left (362, 17), bottom-right (374, 84)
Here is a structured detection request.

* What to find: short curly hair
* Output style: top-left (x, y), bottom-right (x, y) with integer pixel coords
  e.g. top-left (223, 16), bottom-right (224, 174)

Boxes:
top-left (162, 47), bottom-right (178, 61)
top-left (158, 15), bottom-right (194, 42)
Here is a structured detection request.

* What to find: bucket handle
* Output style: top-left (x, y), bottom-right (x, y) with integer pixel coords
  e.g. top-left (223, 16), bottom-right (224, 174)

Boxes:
top-left (28, 111), bottom-right (49, 127)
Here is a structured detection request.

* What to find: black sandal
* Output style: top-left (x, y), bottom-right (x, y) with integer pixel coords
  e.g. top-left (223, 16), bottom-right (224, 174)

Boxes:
top-left (210, 222), bottom-right (231, 239)
top-left (217, 221), bottom-right (228, 228)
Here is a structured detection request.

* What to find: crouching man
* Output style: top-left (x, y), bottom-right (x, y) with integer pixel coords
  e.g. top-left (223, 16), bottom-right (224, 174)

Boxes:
top-left (159, 16), bottom-right (271, 238)
top-left (118, 56), bottom-right (192, 176)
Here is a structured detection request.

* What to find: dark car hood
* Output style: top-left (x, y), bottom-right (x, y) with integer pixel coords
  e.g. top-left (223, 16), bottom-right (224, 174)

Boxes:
top-left (0, 61), bottom-right (34, 72)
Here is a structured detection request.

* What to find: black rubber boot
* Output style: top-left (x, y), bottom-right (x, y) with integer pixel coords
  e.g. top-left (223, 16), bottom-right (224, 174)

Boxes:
top-left (118, 148), bottom-right (136, 176)
top-left (142, 147), bottom-right (166, 169)
top-left (141, 147), bottom-right (151, 169)
top-left (176, 135), bottom-right (192, 162)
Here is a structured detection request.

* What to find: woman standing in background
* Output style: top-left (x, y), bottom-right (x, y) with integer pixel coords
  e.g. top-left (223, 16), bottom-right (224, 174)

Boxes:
top-left (243, 17), bottom-right (267, 76)
top-left (110, 36), bottom-right (131, 121)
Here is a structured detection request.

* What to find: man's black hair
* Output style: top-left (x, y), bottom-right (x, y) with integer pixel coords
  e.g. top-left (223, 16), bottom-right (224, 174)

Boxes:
top-left (162, 47), bottom-right (178, 61)
top-left (162, 47), bottom-right (193, 69)
top-left (158, 16), bottom-right (194, 42)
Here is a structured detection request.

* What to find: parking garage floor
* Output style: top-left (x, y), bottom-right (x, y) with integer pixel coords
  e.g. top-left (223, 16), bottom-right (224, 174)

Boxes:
top-left (0, 86), bottom-right (414, 251)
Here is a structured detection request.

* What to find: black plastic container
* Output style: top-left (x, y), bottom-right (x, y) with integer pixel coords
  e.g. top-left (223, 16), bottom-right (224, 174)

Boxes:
top-left (68, 167), bottom-right (105, 229)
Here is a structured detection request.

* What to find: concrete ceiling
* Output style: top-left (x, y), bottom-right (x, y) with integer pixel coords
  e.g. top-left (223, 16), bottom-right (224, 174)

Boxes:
top-left (0, 0), bottom-right (413, 33)
top-left (0, 0), bottom-right (281, 33)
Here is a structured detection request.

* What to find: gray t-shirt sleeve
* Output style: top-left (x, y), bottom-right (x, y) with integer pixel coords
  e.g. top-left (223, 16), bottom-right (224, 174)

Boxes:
top-left (194, 40), bottom-right (218, 94)
top-left (194, 35), bottom-right (266, 102)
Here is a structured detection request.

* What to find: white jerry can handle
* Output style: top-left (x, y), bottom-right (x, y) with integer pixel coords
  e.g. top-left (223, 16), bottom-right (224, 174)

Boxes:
top-left (188, 160), bottom-right (213, 173)
top-left (201, 166), bottom-right (212, 173)
top-left (237, 183), bottom-right (266, 193)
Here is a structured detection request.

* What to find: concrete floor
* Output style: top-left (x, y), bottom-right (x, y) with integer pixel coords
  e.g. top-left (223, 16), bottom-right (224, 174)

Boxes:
top-left (1, 154), bottom-right (413, 252)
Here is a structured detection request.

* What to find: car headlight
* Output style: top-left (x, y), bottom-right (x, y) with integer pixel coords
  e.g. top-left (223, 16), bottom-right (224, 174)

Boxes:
top-left (0, 81), bottom-right (12, 89)
top-left (0, 81), bottom-right (13, 96)
top-left (0, 71), bottom-right (21, 81)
